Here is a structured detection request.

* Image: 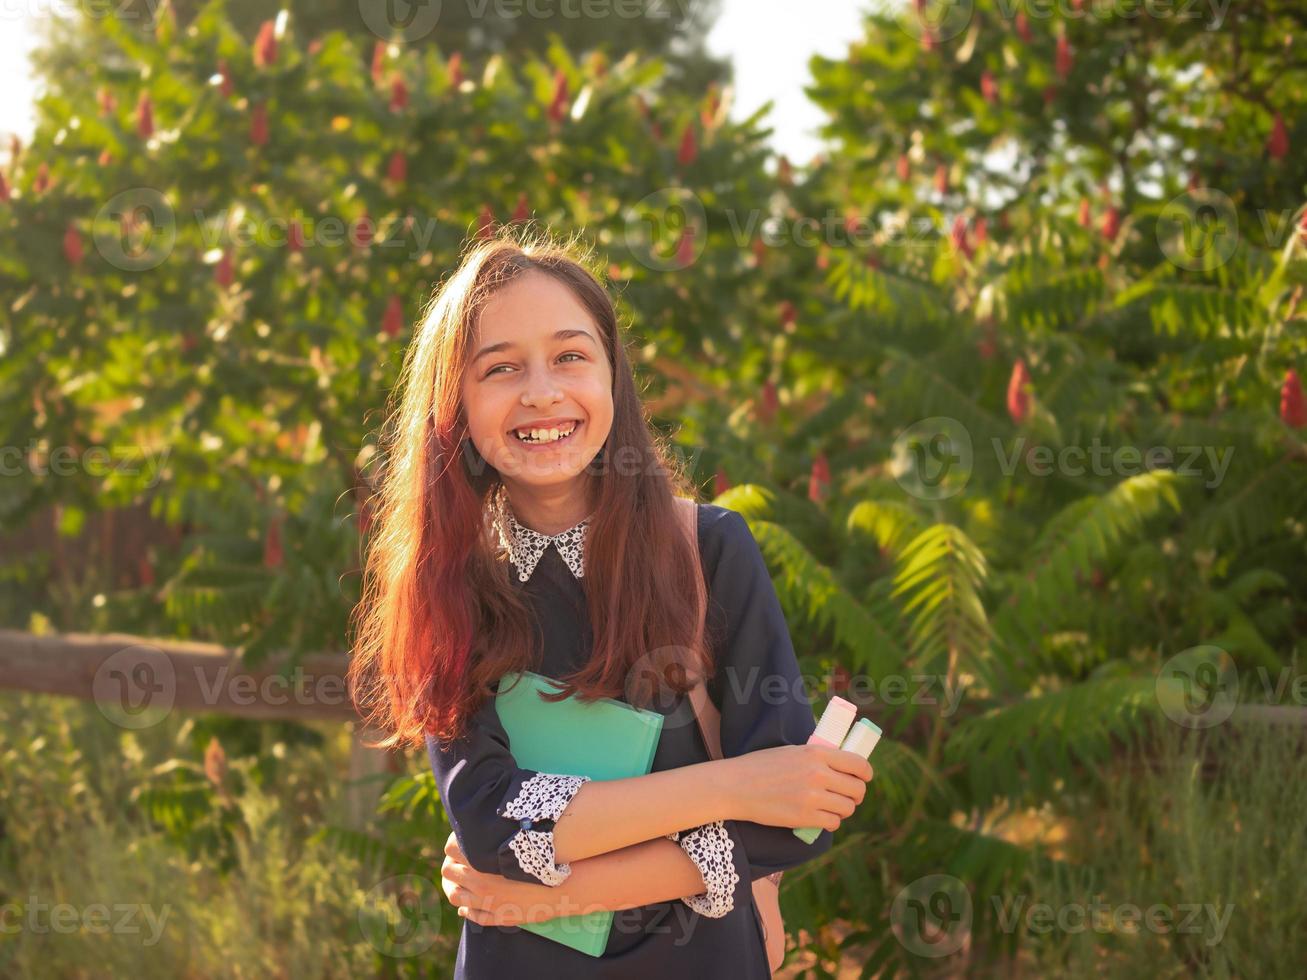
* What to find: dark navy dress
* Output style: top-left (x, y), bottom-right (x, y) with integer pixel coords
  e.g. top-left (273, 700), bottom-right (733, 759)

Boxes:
top-left (426, 501), bottom-right (834, 979)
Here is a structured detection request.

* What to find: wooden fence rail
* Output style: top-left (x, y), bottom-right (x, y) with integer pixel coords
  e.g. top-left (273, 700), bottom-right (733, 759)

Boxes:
top-left (3, 627), bottom-right (1304, 829)
top-left (0, 628), bottom-right (398, 827)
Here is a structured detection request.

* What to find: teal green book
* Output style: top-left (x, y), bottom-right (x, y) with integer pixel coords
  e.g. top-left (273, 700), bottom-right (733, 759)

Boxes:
top-left (494, 669), bottom-right (665, 957)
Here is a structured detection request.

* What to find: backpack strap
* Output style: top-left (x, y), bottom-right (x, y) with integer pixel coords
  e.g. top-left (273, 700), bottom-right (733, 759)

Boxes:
top-left (672, 495), bottom-right (787, 973)
top-left (672, 496), bottom-right (724, 761)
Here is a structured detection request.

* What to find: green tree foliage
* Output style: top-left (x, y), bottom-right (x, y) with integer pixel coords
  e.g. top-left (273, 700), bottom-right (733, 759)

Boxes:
top-left (3, 1), bottom-right (1307, 974)
top-left (33, 0), bottom-right (731, 102)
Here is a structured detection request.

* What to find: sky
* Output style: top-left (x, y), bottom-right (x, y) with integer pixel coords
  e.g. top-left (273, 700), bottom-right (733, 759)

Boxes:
top-left (0, 1), bottom-right (869, 163)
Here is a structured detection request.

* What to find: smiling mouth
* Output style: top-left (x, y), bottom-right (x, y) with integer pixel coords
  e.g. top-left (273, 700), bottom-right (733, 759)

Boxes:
top-left (511, 421), bottom-right (581, 445)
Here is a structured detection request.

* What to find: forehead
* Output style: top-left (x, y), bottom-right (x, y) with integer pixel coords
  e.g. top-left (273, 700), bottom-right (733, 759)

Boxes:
top-left (475, 270), bottom-right (598, 343)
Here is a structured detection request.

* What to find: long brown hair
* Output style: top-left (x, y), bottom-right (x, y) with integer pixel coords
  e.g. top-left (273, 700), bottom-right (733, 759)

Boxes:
top-left (348, 226), bottom-right (717, 750)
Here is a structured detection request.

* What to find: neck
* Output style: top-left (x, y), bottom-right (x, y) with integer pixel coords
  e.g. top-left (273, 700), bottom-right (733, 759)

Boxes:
top-left (501, 476), bottom-right (596, 535)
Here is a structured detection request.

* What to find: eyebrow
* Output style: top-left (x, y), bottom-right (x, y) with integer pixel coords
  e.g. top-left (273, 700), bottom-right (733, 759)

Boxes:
top-left (471, 329), bottom-right (598, 364)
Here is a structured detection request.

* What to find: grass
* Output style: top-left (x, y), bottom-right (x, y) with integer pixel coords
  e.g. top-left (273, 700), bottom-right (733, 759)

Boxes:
top-left (0, 691), bottom-right (456, 979)
top-left (3, 690), bottom-right (1303, 978)
top-left (1018, 717), bottom-right (1307, 978)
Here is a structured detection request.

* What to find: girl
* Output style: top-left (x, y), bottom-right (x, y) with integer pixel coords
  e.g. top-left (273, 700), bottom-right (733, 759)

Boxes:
top-left (349, 228), bottom-right (874, 978)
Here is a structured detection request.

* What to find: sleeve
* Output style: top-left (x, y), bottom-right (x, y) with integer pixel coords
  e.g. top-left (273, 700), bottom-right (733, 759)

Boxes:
top-left (668, 508), bottom-right (835, 918)
top-left (426, 690), bottom-right (592, 887)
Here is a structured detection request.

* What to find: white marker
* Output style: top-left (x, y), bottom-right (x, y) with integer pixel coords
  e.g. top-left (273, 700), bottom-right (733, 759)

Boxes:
top-left (794, 697), bottom-right (860, 843)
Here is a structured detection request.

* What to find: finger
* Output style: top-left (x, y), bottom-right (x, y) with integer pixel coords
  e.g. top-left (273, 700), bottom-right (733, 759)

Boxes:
top-left (809, 807), bottom-right (842, 833)
top-left (827, 747), bottom-right (875, 780)
top-left (444, 834), bottom-right (464, 858)
top-left (822, 790), bottom-right (857, 819)
top-left (459, 906), bottom-right (492, 926)
top-left (463, 901), bottom-right (506, 926)
top-left (448, 885), bottom-right (493, 912)
top-left (441, 859), bottom-right (471, 886)
top-left (828, 771), bottom-right (868, 804)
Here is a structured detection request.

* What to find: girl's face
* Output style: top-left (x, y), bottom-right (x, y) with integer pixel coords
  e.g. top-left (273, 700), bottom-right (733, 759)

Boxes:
top-left (461, 270), bottom-right (614, 494)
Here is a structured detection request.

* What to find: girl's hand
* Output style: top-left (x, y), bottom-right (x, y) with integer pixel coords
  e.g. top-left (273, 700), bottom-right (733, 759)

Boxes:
top-left (725, 744), bottom-right (873, 831)
top-left (440, 832), bottom-right (567, 927)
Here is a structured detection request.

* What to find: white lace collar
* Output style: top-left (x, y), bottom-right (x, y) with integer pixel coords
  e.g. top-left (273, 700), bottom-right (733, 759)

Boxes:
top-left (491, 489), bottom-right (593, 583)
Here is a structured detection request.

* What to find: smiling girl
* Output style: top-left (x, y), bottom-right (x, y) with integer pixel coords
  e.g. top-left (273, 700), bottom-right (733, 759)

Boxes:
top-left (348, 229), bottom-right (873, 978)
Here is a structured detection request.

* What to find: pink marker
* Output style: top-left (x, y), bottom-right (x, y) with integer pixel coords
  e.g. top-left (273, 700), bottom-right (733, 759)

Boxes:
top-left (794, 696), bottom-right (859, 843)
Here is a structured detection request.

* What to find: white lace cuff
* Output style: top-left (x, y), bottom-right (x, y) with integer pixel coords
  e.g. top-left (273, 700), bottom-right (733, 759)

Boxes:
top-left (666, 821), bottom-right (739, 917)
top-left (499, 772), bottom-right (592, 886)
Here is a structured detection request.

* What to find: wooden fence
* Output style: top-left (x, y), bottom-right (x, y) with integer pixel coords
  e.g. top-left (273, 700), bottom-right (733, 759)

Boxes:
top-left (0, 628), bottom-right (399, 827)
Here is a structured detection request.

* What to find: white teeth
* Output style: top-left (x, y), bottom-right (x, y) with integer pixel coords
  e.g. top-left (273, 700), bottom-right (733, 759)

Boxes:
top-left (515, 423), bottom-right (577, 444)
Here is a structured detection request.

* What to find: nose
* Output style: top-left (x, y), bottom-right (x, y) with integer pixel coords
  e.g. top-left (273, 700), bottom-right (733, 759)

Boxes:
top-left (520, 381), bottom-right (563, 410)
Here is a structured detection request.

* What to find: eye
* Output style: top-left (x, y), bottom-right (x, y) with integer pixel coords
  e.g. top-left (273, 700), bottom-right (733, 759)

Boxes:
top-left (484, 352), bottom-right (584, 377)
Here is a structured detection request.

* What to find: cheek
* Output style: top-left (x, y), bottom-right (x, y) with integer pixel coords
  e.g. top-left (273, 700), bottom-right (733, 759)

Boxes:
top-left (462, 384), bottom-right (510, 443)
top-left (575, 375), bottom-right (613, 414)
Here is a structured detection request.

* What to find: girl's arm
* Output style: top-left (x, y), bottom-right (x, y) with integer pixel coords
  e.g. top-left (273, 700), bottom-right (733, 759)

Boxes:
top-left (444, 832), bottom-right (713, 926)
top-left (426, 697), bottom-right (741, 890)
top-left (558, 837), bottom-right (710, 912)
top-left (547, 759), bottom-right (743, 865)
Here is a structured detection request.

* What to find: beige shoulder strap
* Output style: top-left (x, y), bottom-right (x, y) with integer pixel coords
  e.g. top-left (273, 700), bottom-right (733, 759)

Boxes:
top-left (673, 496), bottom-right (724, 762)
top-left (673, 496), bottom-right (787, 973)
